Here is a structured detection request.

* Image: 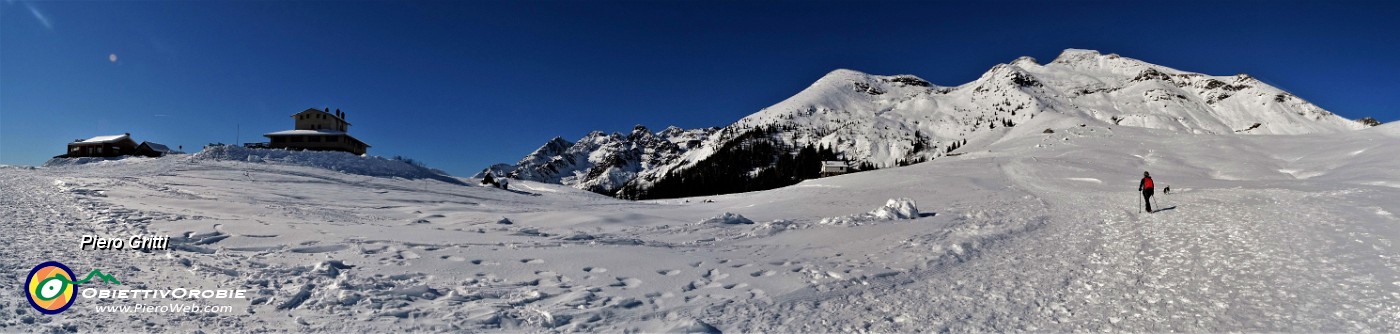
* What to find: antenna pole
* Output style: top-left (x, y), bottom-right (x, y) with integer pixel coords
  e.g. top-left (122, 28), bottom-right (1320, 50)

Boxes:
top-left (236, 124), bottom-right (240, 146)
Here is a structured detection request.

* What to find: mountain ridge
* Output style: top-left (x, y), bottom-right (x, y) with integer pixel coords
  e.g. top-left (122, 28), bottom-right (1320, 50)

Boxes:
top-left (482, 49), bottom-right (1365, 199)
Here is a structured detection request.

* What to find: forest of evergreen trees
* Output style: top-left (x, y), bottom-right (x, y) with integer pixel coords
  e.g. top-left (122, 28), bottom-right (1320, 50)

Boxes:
top-left (619, 126), bottom-right (845, 200)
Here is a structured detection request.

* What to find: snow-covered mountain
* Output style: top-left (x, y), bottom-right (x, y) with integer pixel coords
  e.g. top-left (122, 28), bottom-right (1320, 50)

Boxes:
top-left (478, 125), bottom-right (717, 194)
top-left (488, 49), bottom-right (1365, 199)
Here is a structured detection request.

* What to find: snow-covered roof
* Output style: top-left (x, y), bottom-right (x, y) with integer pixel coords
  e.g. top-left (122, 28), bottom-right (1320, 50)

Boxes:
top-left (72, 134), bottom-right (131, 145)
top-left (822, 161), bottom-right (849, 167)
top-left (141, 142), bottom-right (173, 153)
top-left (264, 129), bottom-right (347, 136)
top-left (263, 129), bottom-right (369, 146)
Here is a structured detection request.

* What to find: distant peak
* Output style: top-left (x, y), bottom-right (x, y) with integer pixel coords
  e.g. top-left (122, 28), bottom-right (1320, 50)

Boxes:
top-left (818, 68), bottom-right (874, 82)
top-left (1052, 48), bottom-right (1103, 63)
top-left (1012, 56), bottom-right (1038, 66)
top-left (827, 68), bottom-right (868, 75)
top-left (659, 125), bottom-right (685, 136)
top-left (1060, 48), bottom-right (1101, 56)
top-left (627, 124), bottom-right (653, 141)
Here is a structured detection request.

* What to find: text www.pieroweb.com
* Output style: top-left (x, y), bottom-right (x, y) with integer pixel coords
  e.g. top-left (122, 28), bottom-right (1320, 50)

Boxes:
top-left (93, 303), bottom-right (234, 313)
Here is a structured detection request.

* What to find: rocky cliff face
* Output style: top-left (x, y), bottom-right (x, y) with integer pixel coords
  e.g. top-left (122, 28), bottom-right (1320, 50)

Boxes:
top-left (480, 125), bottom-right (716, 195)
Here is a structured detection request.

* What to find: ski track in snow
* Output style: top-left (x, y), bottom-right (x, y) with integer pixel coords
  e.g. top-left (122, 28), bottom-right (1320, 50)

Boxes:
top-left (2, 123), bottom-right (1398, 332)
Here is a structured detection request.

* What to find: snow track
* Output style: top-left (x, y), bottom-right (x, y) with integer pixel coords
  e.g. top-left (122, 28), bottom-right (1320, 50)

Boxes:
top-left (685, 152), bottom-right (1398, 332)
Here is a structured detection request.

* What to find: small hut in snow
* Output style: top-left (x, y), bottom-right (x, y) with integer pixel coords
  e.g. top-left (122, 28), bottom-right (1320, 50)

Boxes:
top-left (135, 142), bottom-right (174, 157)
top-left (820, 161), bottom-right (850, 177)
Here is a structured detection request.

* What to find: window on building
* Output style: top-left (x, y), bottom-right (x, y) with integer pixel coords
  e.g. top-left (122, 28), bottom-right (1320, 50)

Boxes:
top-left (309, 136), bottom-right (321, 142)
top-left (290, 136), bottom-right (303, 142)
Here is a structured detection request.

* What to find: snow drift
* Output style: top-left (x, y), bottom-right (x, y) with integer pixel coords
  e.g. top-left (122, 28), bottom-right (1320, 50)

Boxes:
top-left (819, 198), bottom-right (921, 225)
top-left (193, 146), bottom-right (464, 184)
top-left (699, 212), bottom-right (755, 225)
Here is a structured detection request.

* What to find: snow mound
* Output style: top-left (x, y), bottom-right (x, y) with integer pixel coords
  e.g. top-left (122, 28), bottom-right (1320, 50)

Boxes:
top-left (43, 155), bottom-right (149, 167)
top-left (699, 212), bottom-right (754, 225)
top-left (820, 198), bottom-right (921, 225)
top-left (1368, 121), bottom-right (1400, 137)
top-left (192, 146), bottom-right (464, 184)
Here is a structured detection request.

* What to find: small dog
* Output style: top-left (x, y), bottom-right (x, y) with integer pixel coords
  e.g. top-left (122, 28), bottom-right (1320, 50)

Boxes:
top-left (1163, 186), bottom-right (1171, 194)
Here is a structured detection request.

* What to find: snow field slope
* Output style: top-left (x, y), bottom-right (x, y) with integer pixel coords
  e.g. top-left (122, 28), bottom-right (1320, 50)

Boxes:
top-left (2, 122), bottom-right (1397, 332)
top-left (694, 123), bottom-right (1398, 332)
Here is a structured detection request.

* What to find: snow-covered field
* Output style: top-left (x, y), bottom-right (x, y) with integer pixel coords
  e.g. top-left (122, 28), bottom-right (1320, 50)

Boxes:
top-left (2, 123), bottom-right (1397, 332)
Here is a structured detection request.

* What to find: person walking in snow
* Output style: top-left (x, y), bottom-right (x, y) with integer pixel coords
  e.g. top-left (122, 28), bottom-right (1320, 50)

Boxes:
top-left (1139, 171), bottom-right (1155, 212)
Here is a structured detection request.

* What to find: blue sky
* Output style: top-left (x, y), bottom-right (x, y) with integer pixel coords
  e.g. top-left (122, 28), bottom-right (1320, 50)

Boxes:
top-left (3, 1), bottom-right (1397, 175)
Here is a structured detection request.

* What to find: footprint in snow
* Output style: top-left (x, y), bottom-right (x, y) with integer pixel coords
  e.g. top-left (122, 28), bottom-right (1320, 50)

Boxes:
top-left (657, 269), bottom-right (681, 276)
top-left (583, 266), bottom-right (607, 273)
top-left (612, 277), bottom-right (642, 288)
top-left (702, 269), bottom-right (728, 280)
top-left (750, 270), bottom-right (775, 277)
top-left (441, 255), bottom-right (466, 262)
top-left (521, 258), bottom-right (544, 264)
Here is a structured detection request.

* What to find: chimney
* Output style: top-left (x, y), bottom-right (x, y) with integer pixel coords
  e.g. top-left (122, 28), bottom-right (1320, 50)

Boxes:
top-left (324, 107), bottom-right (330, 113)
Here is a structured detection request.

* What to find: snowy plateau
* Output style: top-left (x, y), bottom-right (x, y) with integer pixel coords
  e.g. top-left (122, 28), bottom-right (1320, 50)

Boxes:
top-left (1, 49), bottom-right (1398, 332)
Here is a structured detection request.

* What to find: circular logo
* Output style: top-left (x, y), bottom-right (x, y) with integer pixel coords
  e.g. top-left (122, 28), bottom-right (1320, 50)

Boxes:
top-left (25, 261), bottom-right (77, 315)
